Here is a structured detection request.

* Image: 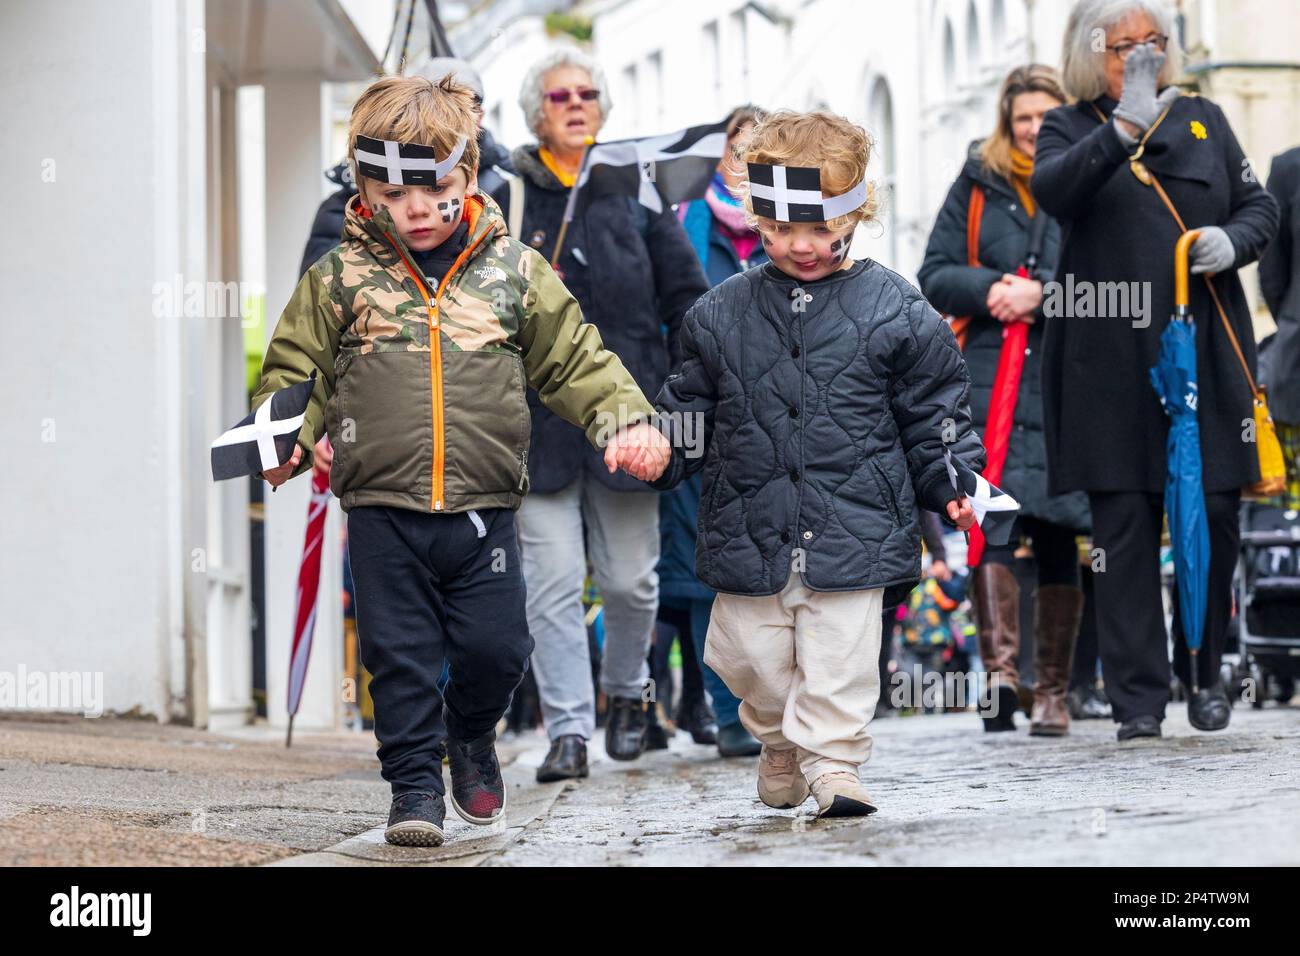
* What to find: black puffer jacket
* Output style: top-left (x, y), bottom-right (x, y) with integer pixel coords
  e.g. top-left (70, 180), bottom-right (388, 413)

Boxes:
top-left (491, 146), bottom-right (709, 494)
top-left (918, 146), bottom-right (1089, 532)
top-left (650, 259), bottom-right (985, 608)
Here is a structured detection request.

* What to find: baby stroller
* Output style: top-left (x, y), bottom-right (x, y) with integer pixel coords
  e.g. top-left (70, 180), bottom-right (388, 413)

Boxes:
top-left (1230, 500), bottom-right (1300, 706)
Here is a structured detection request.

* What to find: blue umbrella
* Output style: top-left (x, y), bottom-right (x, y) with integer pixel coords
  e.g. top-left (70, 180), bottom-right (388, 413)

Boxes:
top-left (1148, 231), bottom-right (1212, 692)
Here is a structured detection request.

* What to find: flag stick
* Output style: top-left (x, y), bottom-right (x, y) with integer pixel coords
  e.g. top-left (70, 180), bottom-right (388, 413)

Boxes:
top-left (286, 714), bottom-right (294, 749)
top-left (551, 136), bottom-right (595, 270)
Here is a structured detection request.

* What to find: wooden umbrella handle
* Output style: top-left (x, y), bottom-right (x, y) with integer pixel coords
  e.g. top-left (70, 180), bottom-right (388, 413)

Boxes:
top-left (1174, 229), bottom-right (1201, 311)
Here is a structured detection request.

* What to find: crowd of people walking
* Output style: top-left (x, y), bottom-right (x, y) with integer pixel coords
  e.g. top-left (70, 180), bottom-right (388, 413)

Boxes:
top-left (275, 0), bottom-right (1295, 845)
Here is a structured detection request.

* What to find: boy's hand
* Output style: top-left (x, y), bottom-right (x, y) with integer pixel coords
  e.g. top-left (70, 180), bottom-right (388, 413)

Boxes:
top-left (262, 445), bottom-right (303, 488)
top-left (312, 434), bottom-right (333, 478)
top-left (605, 422), bottom-right (670, 482)
top-left (946, 495), bottom-right (975, 532)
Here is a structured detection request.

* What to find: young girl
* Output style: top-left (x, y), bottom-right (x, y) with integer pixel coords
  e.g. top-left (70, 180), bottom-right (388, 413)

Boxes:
top-left (638, 110), bottom-right (981, 818)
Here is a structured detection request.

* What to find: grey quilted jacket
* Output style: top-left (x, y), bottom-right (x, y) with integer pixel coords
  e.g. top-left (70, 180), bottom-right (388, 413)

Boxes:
top-left (650, 259), bottom-right (985, 607)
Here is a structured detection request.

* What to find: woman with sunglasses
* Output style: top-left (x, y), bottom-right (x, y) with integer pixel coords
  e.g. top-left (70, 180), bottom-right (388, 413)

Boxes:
top-left (1031, 0), bottom-right (1278, 740)
top-left (490, 48), bottom-right (709, 782)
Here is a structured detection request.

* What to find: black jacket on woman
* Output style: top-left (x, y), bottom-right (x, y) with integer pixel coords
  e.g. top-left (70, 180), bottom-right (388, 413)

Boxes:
top-left (491, 146), bottom-right (709, 494)
top-left (649, 259), bottom-right (984, 608)
top-left (1031, 94), bottom-right (1278, 495)
top-left (919, 145), bottom-right (1089, 532)
top-left (1259, 145), bottom-right (1300, 424)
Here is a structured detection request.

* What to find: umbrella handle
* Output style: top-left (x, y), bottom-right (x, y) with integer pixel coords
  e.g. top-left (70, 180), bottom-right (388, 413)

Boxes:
top-left (1174, 229), bottom-right (1201, 314)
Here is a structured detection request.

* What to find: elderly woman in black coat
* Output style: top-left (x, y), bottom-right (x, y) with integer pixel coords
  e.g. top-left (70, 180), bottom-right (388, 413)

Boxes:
top-left (1031, 0), bottom-right (1278, 740)
top-left (920, 65), bottom-right (1091, 737)
top-left (490, 49), bottom-right (709, 780)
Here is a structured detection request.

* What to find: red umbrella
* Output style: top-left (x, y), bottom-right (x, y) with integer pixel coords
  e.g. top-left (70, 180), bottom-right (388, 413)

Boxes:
top-left (967, 214), bottom-right (1049, 567)
top-left (286, 460), bottom-right (331, 747)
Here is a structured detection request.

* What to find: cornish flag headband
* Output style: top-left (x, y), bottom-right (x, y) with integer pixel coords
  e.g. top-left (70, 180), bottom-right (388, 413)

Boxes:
top-left (211, 372), bottom-right (317, 482)
top-left (353, 134), bottom-right (468, 187)
top-left (746, 162), bottom-right (868, 222)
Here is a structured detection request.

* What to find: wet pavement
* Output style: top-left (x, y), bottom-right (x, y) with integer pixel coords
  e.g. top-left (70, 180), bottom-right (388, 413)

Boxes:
top-left (2, 702), bottom-right (1297, 866)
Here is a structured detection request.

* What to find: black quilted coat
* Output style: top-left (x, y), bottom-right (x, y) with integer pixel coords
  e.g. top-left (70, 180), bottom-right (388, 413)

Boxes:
top-left (650, 259), bottom-right (985, 607)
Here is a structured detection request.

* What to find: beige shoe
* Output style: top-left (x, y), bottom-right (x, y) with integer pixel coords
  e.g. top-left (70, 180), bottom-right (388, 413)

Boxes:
top-left (810, 771), bottom-right (878, 818)
top-left (756, 745), bottom-right (810, 809)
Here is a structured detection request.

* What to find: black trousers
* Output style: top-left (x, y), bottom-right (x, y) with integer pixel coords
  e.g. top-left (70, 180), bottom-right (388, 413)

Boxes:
top-left (348, 505), bottom-right (533, 796)
top-left (981, 515), bottom-right (1081, 587)
top-left (1088, 489), bottom-right (1240, 723)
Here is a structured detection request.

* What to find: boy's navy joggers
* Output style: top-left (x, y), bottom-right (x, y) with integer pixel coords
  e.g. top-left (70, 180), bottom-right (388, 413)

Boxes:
top-left (347, 504), bottom-right (534, 796)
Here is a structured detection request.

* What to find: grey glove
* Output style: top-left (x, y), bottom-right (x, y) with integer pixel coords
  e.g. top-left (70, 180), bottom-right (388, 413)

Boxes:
top-left (1112, 43), bottom-right (1166, 131)
top-left (1113, 86), bottom-right (1181, 144)
top-left (1190, 226), bottom-right (1236, 274)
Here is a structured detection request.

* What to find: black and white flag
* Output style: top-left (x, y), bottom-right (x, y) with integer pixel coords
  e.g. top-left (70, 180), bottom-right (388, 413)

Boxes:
top-left (943, 447), bottom-right (1020, 545)
top-left (563, 120), bottom-right (729, 222)
top-left (211, 372), bottom-right (317, 482)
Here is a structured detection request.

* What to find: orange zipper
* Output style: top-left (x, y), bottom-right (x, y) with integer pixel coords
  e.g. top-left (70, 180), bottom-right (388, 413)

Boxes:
top-left (386, 224), bottom-right (492, 512)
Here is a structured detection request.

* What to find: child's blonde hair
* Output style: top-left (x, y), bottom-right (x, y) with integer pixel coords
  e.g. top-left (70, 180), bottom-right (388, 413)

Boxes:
top-left (347, 75), bottom-right (480, 191)
top-left (737, 110), bottom-right (878, 232)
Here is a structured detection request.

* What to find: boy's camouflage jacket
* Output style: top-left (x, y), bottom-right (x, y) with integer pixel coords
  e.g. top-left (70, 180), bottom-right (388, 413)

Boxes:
top-left (252, 192), bottom-right (656, 513)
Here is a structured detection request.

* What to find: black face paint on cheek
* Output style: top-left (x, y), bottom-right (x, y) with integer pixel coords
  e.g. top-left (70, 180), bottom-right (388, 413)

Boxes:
top-left (828, 235), bottom-right (849, 265)
top-left (437, 198), bottom-right (461, 224)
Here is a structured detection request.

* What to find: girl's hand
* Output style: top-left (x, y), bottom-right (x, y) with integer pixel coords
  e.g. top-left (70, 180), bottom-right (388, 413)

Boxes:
top-left (262, 445), bottom-right (303, 488)
top-left (946, 495), bottom-right (975, 532)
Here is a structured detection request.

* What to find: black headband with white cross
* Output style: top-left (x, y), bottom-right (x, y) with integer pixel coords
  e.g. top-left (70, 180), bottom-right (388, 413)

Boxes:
top-left (210, 371), bottom-right (317, 481)
top-left (353, 134), bottom-right (468, 187)
top-left (746, 162), bottom-right (868, 223)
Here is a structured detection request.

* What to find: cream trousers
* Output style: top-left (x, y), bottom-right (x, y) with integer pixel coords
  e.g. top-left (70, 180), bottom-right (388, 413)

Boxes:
top-left (704, 569), bottom-right (883, 782)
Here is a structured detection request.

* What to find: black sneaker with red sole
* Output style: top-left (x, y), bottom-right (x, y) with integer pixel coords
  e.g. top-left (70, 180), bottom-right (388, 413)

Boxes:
top-left (447, 732), bottom-right (506, 825)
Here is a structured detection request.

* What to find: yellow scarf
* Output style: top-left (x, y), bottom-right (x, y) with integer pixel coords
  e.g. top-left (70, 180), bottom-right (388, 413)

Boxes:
top-left (1009, 148), bottom-right (1036, 217)
top-left (539, 146), bottom-right (578, 188)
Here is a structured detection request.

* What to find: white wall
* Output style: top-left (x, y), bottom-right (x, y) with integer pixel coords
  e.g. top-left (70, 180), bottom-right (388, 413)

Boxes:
top-left (0, 0), bottom-right (208, 719)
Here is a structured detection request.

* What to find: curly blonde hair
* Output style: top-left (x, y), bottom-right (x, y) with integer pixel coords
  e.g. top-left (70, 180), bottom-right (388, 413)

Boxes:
top-left (347, 74), bottom-right (481, 188)
top-left (736, 110), bottom-right (879, 231)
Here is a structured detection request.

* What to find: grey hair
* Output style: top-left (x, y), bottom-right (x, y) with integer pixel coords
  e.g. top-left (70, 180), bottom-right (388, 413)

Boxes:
top-left (518, 47), bottom-right (613, 141)
top-left (1060, 0), bottom-right (1185, 102)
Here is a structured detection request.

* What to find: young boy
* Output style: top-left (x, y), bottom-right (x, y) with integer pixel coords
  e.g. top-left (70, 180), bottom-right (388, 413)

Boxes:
top-left (635, 110), bottom-right (981, 818)
top-left (254, 75), bottom-right (666, 846)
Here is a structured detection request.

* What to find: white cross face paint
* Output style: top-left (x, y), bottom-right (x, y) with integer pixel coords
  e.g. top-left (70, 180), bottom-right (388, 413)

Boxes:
top-left (437, 198), bottom-right (462, 224)
top-left (828, 234), bottom-right (851, 266)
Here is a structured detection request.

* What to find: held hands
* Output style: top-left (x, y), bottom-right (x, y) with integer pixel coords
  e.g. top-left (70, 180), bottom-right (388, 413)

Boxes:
top-left (946, 495), bottom-right (975, 532)
top-left (986, 274), bottom-right (1042, 324)
top-left (604, 422), bottom-right (672, 482)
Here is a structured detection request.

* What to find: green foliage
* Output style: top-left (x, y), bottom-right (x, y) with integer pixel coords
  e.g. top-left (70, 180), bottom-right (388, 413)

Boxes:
top-left (544, 11), bottom-right (593, 42)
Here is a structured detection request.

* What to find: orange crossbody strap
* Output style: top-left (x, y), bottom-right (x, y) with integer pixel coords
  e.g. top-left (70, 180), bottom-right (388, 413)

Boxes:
top-left (967, 184), bottom-right (985, 266)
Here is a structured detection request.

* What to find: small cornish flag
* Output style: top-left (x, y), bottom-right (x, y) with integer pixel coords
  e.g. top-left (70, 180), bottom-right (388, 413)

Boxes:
top-left (943, 447), bottom-right (1019, 545)
top-left (211, 371), bottom-right (317, 482)
top-left (564, 120), bottom-right (729, 222)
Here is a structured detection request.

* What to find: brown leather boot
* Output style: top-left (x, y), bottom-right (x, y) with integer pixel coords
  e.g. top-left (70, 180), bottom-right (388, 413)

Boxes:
top-left (1030, 585), bottom-right (1086, 736)
top-left (973, 563), bottom-right (1021, 731)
